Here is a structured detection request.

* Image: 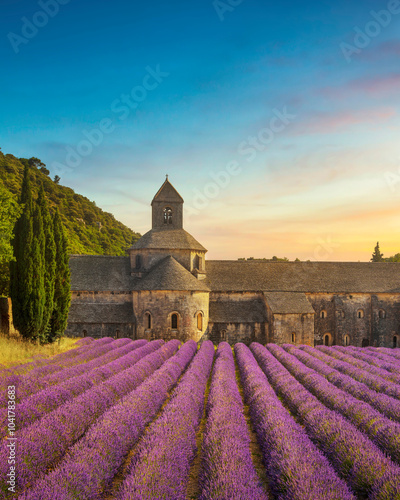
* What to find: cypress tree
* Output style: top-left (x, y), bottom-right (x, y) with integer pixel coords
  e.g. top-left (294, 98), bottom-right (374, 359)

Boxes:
top-left (10, 166), bottom-right (45, 341)
top-left (32, 202), bottom-right (46, 342)
top-left (37, 184), bottom-right (56, 340)
top-left (371, 242), bottom-right (384, 262)
top-left (49, 208), bottom-right (71, 342)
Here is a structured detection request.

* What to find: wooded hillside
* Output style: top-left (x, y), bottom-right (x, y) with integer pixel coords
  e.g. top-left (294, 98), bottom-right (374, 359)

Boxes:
top-left (0, 150), bottom-right (140, 256)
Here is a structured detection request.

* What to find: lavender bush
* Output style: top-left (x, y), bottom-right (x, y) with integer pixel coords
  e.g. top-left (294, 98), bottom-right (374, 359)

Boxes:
top-left (198, 342), bottom-right (268, 500)
top-left (236, 343), bottom-right (354, 500)
top-left (0, 339), bottom-right (149, 435)
top-left (0, 339), bottom-right (178, 497)
top-left (19, 340), bottom-right (198, 500)
top-left (251, 343), bottom-right (400, 499)
top-left (116, 340), bottom-right (215, 500)
top-left (269, 344), bottom-right (400, 464)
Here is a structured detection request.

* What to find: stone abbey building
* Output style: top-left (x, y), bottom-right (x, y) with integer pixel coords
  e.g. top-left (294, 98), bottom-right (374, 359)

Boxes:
top-left (67, 179), bottom-right (400, 347)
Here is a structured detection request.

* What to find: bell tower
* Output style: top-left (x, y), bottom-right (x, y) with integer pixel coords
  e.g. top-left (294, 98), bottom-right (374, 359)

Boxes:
top-left (151, 176), bottom-right (184, 230)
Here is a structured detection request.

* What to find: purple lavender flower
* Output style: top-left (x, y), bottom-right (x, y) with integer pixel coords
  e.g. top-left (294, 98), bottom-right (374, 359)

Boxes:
top-left (19, 340), bottom-right (198, 500)
top-left (198, 342), bottom-right (268, 500)
top-left (251, 342), bottom-right (400, 498)
top-left (116, 341), bottom-right (215, 500)
top-left (236, 343), bottom-right (355, 500)
top-left (0, 339), bottom-right (180, 497)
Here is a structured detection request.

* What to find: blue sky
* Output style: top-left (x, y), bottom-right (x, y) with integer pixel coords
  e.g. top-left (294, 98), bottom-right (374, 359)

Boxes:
top-left (1, 0), bottom-right (400, 260)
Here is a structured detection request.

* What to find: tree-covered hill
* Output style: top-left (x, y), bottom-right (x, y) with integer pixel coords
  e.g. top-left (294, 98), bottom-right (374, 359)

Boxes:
top-left (0, 150), bottom-right (141, 255)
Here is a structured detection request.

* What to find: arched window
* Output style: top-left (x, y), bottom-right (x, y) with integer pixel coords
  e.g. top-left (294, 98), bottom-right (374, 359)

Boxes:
top-left (136, 254), bottom-right (142, 269)
top-left (197, 312), bottom-right (203, 331)
top-left (163, 207), bottom-right (173, 225)
top-left (378, 309), bottom-right (386, 319)
top-left (357, 309), bottom-right (364, 319)
top-left (324, 334), bottom-right (331, 346)
top-left (115, 329), bottom-right (120, 339)
top-left (82, 329), bottom-right (87, 337)
top-left (171, 313), bottom-right (178, 330)
top-left (221, 329), bottom-right (226, 340)
top-left (393, 335), bottom-right (398, 348)
top-left (320, 310), bottom-right (327, 319)
top-left (145, 312), bottom-right (152, 330)
top-left (291, 332), bottom-right (296, 344)
top-left (343, 334), bottom-right (350, 346)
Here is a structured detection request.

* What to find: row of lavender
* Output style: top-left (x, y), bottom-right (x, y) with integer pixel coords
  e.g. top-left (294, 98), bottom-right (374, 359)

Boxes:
top-left (20, 340), bottom-right (201, 499)
top-left (0, 339), bottom-right (151, 436)
top-left (0, 337), bottom-right (125, 406)
top-left (2, 340), bottom-right (400, 498)
top-left (251, 343), bottom-right (400, 499)
top-left (0, 339), bottom-right (178, 498)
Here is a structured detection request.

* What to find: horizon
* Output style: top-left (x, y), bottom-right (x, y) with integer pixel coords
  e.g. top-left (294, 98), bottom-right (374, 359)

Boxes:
top-left (1, 0), bottom-right (400, 261)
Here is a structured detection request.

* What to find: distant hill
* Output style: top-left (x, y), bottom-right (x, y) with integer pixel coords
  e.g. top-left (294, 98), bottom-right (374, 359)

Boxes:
top-left (0, 150), bottom-right (141, 255)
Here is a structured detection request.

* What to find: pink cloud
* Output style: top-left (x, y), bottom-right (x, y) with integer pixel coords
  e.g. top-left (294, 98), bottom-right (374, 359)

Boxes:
top-left (359, 40), bottom-right (400, 61)
top-left (319, 73), bottom-right (400, 100)
top-left (292, 107), bottom-right (396, 135)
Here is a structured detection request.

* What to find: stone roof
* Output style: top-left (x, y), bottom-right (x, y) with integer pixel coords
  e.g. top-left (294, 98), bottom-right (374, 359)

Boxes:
top-left (205, 261), bottom-right (400, 293)
top-left (132, 256), bottom-right (210, 292)
top-left (68, 302), bottom-right (134, 323)
top-left (131, 228), bottom-right (207, 252)
top-left (152, 179), bottom-right (184, 204)
top-left (264, 292), bottom-right (315, 314)
top-left (69, 257), bottom-right (400, 294)
top-left (209, 299), bottom-right (267, 323)
top-left (69, 255), bottom-right (134, 292)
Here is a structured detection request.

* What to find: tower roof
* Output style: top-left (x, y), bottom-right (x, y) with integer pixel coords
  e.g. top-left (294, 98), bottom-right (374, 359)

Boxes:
top-left (151, 178), bottom-right (184, 205)
top-left (131, 228), bottom-right (207, 252)
top-left (132, 256), bottom-right (210, 292)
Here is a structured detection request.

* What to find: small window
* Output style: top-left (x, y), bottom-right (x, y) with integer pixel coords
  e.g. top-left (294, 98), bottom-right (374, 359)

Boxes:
top-left (291, 332), bottom-right (296, 344)
top-left (82, 329), bottom-right (87, 337)
top-left (343, 334), bottom-right (350, 346)
top-left (362, 338), bottom-right (370, 347)
top-left (221, 329), bottom-right (226, 340)
top-left (145, 312), bottom-right (152, 330)
top-left (197, 312), bottom-right (203, 331)
top-left (115, 329), bottom-right (120, 339)
top-left (320, 310), bottom-right (327, 319)
top-left (378, 309), bottom-right (386, 319)
top-left (163, 207), bottom-right (173, 225)
top-left (171, 313), bottom-right (178, 330)
top-left (357, 310), bottom-right (364, 319)
top-left (136, 254), bottom-right (142, 269)
top-left (324, 334), bottom-right (331, 346)
top-left (393, 335), bottom-right (398, 348)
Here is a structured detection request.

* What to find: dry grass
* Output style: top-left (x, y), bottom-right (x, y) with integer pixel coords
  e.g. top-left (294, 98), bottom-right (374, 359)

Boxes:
top-left (0, 332), bottom-right (80, 369)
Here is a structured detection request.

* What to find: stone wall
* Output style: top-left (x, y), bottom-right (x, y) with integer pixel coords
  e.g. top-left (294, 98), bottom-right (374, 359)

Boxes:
top-left (133, 289), bottom-right (209, 342)
top-left (307, 293), bottom-right (400, 347)
top-left (206, 321), bottom-right (265, 345)
top-left (66, 291), bottom-right (135, 339)
top-left (66, 322), bottom-right (135, 339)
top-left (271, 313), bottom-right (314, 346)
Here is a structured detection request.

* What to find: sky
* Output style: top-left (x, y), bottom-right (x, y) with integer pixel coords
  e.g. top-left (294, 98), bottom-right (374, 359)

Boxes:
top-left (1, 0), bottom-right (400, 261)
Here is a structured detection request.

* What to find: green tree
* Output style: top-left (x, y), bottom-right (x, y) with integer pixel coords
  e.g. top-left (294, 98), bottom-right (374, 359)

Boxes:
top-left (10, 166), bottom-right (46, 341)
top-left (0, 185), bottom-right (21, 265)
top-left (371, 242), bottom-right (384, 262)
top-left (37, 184), bottom-right (56, 340)
top-left (49, 208), bottom-right (71, 342)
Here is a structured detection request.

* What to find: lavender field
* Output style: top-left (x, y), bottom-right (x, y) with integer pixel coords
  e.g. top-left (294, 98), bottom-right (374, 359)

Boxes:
top-left (1, 338), bottom-right (400, 500)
